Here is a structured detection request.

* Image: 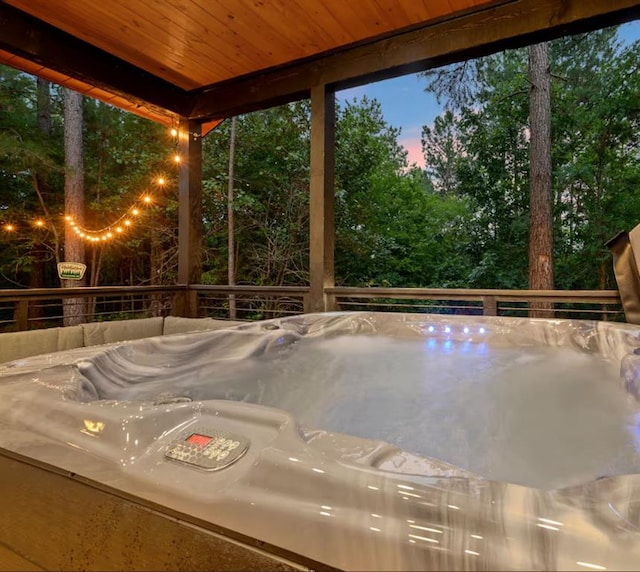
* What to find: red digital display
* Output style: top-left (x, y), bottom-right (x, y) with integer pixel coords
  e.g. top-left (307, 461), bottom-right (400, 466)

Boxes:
top-left (186, 433), bottom-right (213, 446)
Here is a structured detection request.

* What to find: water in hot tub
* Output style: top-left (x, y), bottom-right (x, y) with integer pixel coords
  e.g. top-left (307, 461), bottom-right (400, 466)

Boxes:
top-left (106, 334), bottom-right (640, 489)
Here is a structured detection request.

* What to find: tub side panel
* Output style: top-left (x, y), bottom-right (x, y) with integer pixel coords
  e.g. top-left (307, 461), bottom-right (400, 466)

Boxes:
top-left (0, 450), bottom-right (315, 572)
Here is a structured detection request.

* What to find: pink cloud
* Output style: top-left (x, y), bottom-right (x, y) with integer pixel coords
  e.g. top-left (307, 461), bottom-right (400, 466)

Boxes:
top-left (399, 137), bottom-right (425, 168)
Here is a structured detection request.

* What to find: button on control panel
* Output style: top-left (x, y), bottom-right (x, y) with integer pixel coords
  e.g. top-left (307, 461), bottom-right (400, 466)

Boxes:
top-left (165, 426), bottom-right (250, 471)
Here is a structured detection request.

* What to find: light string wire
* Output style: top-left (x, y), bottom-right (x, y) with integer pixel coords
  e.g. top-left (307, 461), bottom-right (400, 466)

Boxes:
top-left (2, 127), bottom-right (181, 243)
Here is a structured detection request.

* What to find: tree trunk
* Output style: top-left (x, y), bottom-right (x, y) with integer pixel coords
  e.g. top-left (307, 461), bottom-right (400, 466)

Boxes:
top-left (150, 234), bottom-right (163, 316)
top-left (228, 116), bottom-right (237, 319)
top-left (527, 42), bottom-right (554, 318)
top-left (63, 88), bottom-right (87, 326)
top-left (37, 77), bottom-right (51, 134)
top-left (29, 78), bottom-right (52, 327)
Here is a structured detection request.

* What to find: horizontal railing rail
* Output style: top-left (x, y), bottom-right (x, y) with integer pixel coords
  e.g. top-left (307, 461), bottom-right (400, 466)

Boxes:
top-left (191, 284), bottom-right (310, 321)
top-left (327, 287), bottom-right (623, 320)
top-left (0, 285), bottom-right (188, 332)
top-left (0, 284), bottom-right (187, 302)
top-left (0, 284), bottom-right (625, 332)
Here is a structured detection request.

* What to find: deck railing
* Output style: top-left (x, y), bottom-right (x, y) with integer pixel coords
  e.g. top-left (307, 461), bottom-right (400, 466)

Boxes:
top-left (327, 287), bottom-right (624, 321)
top-left (0, 284), bottom-right (624, 332)
top-left (0, 285), bottom-right (187, 332)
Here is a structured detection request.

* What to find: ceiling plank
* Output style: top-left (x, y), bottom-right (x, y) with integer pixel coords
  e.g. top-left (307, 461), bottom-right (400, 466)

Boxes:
top-left (188, 0), bottom-right (640, 121)
top-left (5, 0), bottom-right (485, 88)
top-left (0, 2), bottom-right (191, 116)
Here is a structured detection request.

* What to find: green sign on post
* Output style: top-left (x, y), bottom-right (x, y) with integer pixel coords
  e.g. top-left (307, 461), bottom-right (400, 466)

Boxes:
top-left (57, 262), bottom-right (87, 281)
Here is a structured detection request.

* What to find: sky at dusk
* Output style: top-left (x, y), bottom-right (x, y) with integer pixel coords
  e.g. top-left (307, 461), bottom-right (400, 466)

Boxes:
top-left (337, 21), bottom-right (640, 170)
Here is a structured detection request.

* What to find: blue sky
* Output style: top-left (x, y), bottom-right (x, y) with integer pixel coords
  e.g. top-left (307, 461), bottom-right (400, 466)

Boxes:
top-left (337, 21), bottom-right (640, 169)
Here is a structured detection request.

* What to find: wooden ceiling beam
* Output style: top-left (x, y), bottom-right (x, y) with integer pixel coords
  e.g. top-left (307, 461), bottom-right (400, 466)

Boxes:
top-left (0, 2), bottom-right (191, 117)
top-left (188, 0), bottom-right (640, 121)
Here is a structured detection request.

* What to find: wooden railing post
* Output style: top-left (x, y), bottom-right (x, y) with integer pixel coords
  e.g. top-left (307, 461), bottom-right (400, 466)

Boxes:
top-left (14, 300), bottom-right (28, 331)
top-left (173, 286), bottom-right (198, 318)
top-left (177, 118), bottom-right (202, 318)
top-left (302, 293), bottom-right (311, 314)
top-left (482, 296), bottom-right (497, 316)
top-left (309, 83), bottom-right (335, 313)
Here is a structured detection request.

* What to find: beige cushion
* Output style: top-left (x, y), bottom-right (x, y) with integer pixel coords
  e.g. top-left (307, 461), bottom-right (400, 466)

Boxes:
top-left (0, 328), bottom-right (60, 363)
top-left (57, 324), bottom-right (84, 351)
top-left (163, 316), bottom-right (243, 335)
top-left (82, 316), bottom-right (164, 346)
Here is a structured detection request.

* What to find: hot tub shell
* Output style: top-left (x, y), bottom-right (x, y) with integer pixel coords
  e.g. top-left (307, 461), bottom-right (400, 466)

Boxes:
top-left (1, 312), bottom-right (640, 571)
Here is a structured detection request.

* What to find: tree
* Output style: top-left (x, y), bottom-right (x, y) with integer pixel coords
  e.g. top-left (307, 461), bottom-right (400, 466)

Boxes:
top-left (419, 26), bottom-right (640, 296)
top-left (28, 78), bottom-right (52, 324)
top-left (421, 110), bottom-right (464, 195)
top-left (528, 42), bottom-right (554, 316)
top-left (334, 96), bottom-right (472, 287)
top-left (62, 88), bottom-right (86, 325)
top-left (201, 102), bottom-right (311, 289)
top-left (227, 116), bottom-right (237, 318)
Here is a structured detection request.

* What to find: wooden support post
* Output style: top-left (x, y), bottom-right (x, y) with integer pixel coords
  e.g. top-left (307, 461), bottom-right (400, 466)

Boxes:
top-left (309, 85), bottom-right (335, 313)
top-left (176, 118), bottom-right (202, 318)
top-left (482, 295), bottom-right (497, 317)
top-left (14, 300), bottom-right (28, 331)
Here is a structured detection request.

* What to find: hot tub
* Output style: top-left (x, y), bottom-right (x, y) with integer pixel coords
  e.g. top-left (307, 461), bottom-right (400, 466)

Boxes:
top-left (1, 312), bottom-right (640, 570)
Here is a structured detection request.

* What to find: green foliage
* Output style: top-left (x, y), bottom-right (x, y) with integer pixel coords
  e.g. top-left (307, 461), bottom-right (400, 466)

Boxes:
top-left (333, 97), bottom-right (471, 287)
top-left (0, 68), bottom-right (176, 288)
top-left (420, 26), bottom-right (640, 290)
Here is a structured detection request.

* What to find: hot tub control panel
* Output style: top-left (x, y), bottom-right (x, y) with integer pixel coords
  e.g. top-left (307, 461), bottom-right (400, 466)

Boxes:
top-left (165, 426), bottom-right (250, 471)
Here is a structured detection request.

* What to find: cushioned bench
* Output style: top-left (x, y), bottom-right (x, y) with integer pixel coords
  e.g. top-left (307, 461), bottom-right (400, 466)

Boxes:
top-left (0, 316), bottom-right (244, 364)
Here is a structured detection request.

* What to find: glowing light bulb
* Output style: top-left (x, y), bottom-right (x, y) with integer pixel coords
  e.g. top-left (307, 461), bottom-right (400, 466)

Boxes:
top-left (170, 128), bottom-right (178, 137)
top-left (157, 177), bottom-right (165, 186)
top-left (427, 325), bottom-right (435, 333)
top-left (173, 154), bottom-right (181, 164)
top-left (444, 326), bottom-right (451, 334)
top-left (131, 208), bottom-right (140, 216)
top-left (65, 215), bottom-right (73, 222)
top-left (34, 219), bottom-right (45, 227)
top-left (479, 327), bottom-right (486, 334)
top-left (101, 235), bottom-right (107, 241)
top-left (80, 233), bottom-right (85, 238)
top-left (116, 227), bottom-right (123, 233)
top-left (463, 327), bottom-right (470, 334)
top-left (106, 232), bottom-right (113, 238)
top-left (124, 220), bottom-right (131, 227)
top-left (143, 196), bottom-right (152, 204)
top-left (3, 223), bottom-right (15, 232)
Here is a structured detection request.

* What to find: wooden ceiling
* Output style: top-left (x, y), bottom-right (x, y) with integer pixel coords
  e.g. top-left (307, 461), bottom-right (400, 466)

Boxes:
top-left (4, 0), bottom-right (493, 91)
top-left (0, 0), bottom-right (639, 126)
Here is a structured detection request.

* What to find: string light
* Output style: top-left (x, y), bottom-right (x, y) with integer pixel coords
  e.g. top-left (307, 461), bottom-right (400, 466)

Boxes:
top-left (5, 129), bottom-right (181, 243)
top-left (62, 190), bottom-right (156, 243)
top-left (5, 191), bottom-right (157, 241)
